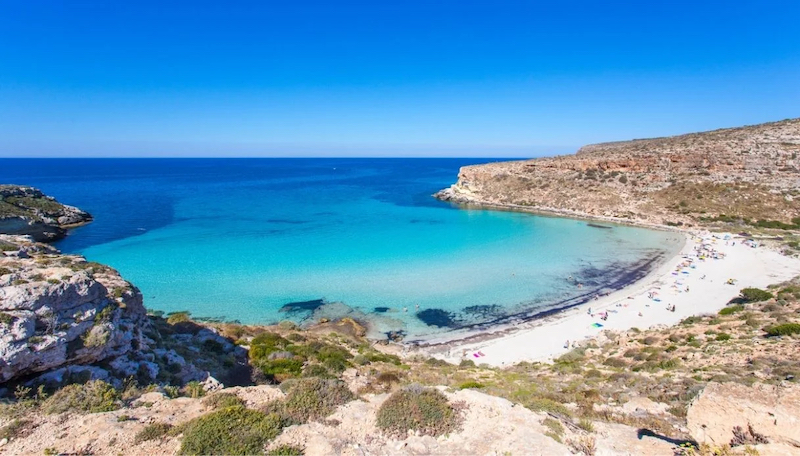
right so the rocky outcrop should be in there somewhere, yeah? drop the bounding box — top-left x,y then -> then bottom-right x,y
0,235 -> 147,384
0,185 -> 92,242
0,235 -> 248,389
687,382 -> 800,450
436,118 -> 800,227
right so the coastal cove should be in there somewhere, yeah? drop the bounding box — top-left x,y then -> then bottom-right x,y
1,158 -> 683,341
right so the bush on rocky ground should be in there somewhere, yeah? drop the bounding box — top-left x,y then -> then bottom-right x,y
176,406 -> 284,455
41,380 -> 120,414
202,392 -> 245,409
376,384 -> 460,437
268,377 -> 354,425
134,422 -> 173,444
267,444 -> 305,455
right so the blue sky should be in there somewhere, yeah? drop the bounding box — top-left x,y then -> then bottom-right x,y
1,1 -> 798,157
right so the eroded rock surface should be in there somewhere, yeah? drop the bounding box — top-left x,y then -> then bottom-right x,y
436,118 -> 800,226
0,235 -> 147,383
687,381 -> 800,449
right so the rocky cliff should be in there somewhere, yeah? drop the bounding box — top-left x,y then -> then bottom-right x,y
0,185 -> 92,242
437,118 -> 800,228
0,235 -> 148,384
0,234 -> 245,389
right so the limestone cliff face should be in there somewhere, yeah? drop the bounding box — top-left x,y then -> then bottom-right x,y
0,235 -> 148,383
0,185 -> 92,242
437,118 -> 800,226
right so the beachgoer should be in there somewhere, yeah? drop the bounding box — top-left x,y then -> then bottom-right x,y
564,340 -> 570,349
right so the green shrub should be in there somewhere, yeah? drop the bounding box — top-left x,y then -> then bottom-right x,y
0,312 -> 16,325
0,267 -> 11,275
458,381 -> 484,389
719,305 -> 744,316
267,445 -> 304,456
603,357 -> 627,368
166,311 -> 192,324
183,381 -> 205,399
765,323 -> 800,337
41,380 -> 120,414
681,316 -> 702,326
577,418 -> 595,433
177,406 -> 284,455
458,359 -> 475,368
203,392 -> 245,409
376,385 -> 459,437
135,422 -> 173,443
740,288 -> 773,303
275,378 -> 354,424
0,419 -> 30,440
716,333 -> 732,341
542,417 -> 564,436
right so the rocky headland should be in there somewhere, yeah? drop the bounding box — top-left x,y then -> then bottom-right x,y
436,118 -> 800,232
0,185 -> 92,242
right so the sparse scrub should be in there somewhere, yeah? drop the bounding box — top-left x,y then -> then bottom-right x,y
740,288 -> 773,303
764,323 -> 800,337
41,380 -> 120,414
272,377 -> 354,424
376,385 -> 460,437
203,392 -> 245,409
177,406 -> 284,455
134,422 -> 173,443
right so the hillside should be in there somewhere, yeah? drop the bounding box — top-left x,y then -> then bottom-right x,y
436,118 -> 800,235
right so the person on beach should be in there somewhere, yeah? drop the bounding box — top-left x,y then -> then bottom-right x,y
564,340 -> 570,349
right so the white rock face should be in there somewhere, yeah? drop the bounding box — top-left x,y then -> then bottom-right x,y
687,381 -> 800,449
0,235 -> 148,383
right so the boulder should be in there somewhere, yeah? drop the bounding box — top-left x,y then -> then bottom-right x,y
0,235 -> 148,384
687,382 -> 800,448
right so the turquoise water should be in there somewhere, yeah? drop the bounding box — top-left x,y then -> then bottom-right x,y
1,158 -> 682,340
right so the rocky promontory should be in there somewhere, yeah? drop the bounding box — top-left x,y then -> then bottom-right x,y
0,185 -> 92,242
437,118 -> 800,229
0,234 -> 247,391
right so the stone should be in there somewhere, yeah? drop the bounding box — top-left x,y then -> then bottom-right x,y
687,382 -> 800,448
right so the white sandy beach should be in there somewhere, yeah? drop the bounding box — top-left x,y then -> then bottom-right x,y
427,232 -> 800,367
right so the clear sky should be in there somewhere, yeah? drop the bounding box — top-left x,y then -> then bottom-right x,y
1,1 -> 799,157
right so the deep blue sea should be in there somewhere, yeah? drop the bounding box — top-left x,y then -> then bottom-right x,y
1,158 -> 682,341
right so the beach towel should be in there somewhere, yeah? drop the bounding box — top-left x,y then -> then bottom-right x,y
591,323 -> 603,328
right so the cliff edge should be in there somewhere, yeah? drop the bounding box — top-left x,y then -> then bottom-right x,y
436,118 -> 800,229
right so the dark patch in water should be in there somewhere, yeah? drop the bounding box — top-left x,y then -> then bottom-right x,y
279,299 -> 326,314
462,305 -> 503,319
417,308 -> 459,328
407,250 -> 670,344
386,329 -> 407,342
374,306 -> 391,313
587,223 -> 613,229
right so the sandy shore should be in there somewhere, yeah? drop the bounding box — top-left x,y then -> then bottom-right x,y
419,232 -> 800,367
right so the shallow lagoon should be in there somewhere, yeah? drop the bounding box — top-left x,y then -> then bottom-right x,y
1,158 -> 682,339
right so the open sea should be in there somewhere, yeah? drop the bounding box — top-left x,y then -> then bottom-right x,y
1,158 -> 682,341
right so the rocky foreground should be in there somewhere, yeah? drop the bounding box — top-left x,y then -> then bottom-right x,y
0,186 -> 92,242
436,118 -> 800,231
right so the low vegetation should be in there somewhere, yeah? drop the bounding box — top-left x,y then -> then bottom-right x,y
176,406 -> 284,455
376,385 -> 460,437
